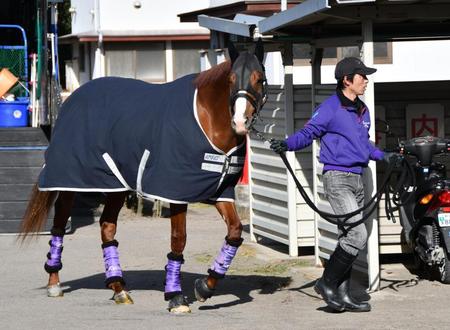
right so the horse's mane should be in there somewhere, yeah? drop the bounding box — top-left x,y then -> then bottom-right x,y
194,60 -> 231,89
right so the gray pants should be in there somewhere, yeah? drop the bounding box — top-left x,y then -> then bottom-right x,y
323,170 -> 366,256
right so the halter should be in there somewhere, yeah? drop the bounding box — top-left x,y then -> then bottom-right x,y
229,53 -> 268,130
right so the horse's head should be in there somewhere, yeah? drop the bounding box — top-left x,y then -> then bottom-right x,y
228,40 -> 267,135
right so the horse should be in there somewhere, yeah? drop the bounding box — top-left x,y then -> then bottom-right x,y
19,40 -> 267,313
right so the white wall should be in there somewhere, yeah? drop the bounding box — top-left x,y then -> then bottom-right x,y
292,40 -> 450,84
209,0 -> 239,6
70,0 -> 210,34
376,40 -> 450,82
70,0 -> 96,34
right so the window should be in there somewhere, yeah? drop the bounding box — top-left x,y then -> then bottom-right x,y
172,41 -> 210,79
293,42 -> 393,66
106,49 -> 134,78
105,42 -> 166,82
135,43 -> 166,82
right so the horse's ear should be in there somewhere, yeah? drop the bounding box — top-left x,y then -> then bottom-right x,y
228,41 -> 239,64
254,38 -> 264,63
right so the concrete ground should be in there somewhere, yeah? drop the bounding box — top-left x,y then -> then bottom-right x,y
1,203 -> 449,330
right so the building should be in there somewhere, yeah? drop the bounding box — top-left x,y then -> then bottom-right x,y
60,0 -> 212,90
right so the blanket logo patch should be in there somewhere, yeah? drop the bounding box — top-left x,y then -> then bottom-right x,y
201,153 -> 244,174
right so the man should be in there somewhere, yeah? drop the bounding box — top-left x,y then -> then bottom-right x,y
270,57 -> 399,312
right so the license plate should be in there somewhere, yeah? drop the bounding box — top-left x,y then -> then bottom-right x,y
438,212 -> 450,227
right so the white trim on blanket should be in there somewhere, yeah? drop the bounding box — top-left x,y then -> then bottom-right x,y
38,187 -> 129,192
209,197 -> 235,203
193,89 -> 245,157
139,192 -> 188,205
136,149 -> 150,194
102,153 -> 132,190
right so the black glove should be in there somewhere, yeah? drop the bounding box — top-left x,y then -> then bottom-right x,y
270,139 -> 288,154
383,152 -> 403,167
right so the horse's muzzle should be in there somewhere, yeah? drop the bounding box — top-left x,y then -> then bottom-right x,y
231,118 -> 249,135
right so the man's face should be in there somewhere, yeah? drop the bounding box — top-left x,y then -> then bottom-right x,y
344,73 -> 368,96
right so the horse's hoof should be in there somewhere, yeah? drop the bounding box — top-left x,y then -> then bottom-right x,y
47,283 -> 63,297
194,278 -> 214,303
113,290 -> 134,304
168,295 -> 191,314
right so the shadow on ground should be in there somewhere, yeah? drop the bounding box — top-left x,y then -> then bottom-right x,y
55,270 -> 291,308
242,224 -> 314,257
379,253 -> 424,290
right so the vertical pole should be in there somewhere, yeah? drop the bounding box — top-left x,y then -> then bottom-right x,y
361,19 -> 380,292
283,42 -> 298,257
311,45 -> 323,266
199,50 -> 211,72
38,0 -> 49,125
50,4 -> 57,78
31,53 -> 38,127
215,49 -> 226,64
93,0 -> 105,79
249,134 -> 256,242
165,40 -> 174,82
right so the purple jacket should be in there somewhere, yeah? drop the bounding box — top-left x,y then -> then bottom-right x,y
285,93 -> 384,174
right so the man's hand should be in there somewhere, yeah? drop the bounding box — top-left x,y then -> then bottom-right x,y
270,139 -> 288,154
383,152 -> 403,167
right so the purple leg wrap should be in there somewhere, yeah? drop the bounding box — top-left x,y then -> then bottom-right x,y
209,240 -> 239,278
44,235 -> 63,273
165,260 -> 182,293
164,253 -> 184,300
103,245 -> 123,279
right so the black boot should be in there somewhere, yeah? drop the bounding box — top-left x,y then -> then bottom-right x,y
337,267 -> 371,312
314,245 -> 357,312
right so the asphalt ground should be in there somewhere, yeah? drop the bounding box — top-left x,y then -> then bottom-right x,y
1,203 -> 449,330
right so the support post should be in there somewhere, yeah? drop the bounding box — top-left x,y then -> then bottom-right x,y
199,50 -> 211,71
282,42 -> 298,257
165,41 -> 174,82
311,46 -> 324,266
361,19 -> 380,292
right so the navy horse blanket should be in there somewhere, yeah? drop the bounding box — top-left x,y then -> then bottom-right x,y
39,74 -> 246,203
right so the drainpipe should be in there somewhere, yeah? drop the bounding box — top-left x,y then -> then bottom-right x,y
93,0 -> 105,78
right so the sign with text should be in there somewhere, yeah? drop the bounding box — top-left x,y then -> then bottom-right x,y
406,104 -> 444,139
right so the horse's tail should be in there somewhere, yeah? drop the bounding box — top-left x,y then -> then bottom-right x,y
19,184 -> 57,240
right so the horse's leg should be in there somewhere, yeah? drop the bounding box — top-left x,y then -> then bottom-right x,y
165,203 -> 190,313
46,191 -> 75,297
195,201 -> 243,302
100,191 -> 133,304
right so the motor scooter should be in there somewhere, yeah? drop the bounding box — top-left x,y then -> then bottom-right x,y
395,136 -> 450,283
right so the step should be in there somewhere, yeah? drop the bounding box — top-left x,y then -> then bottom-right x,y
0,127 -> 50,233
0,127 -> 48,146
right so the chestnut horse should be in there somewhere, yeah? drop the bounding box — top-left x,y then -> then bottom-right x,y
20,41 -> 267,313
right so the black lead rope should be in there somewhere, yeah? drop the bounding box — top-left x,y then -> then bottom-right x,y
250,128 -> 401,230
384,159 -> 416,222
278,151 -> 399,229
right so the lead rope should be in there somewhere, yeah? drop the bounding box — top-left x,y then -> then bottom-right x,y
250,127 -> 400,229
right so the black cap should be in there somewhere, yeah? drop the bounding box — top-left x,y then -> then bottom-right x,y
334,57 -> 377,80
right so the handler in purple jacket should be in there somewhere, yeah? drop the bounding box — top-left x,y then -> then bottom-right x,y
270,57 -> 399,313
